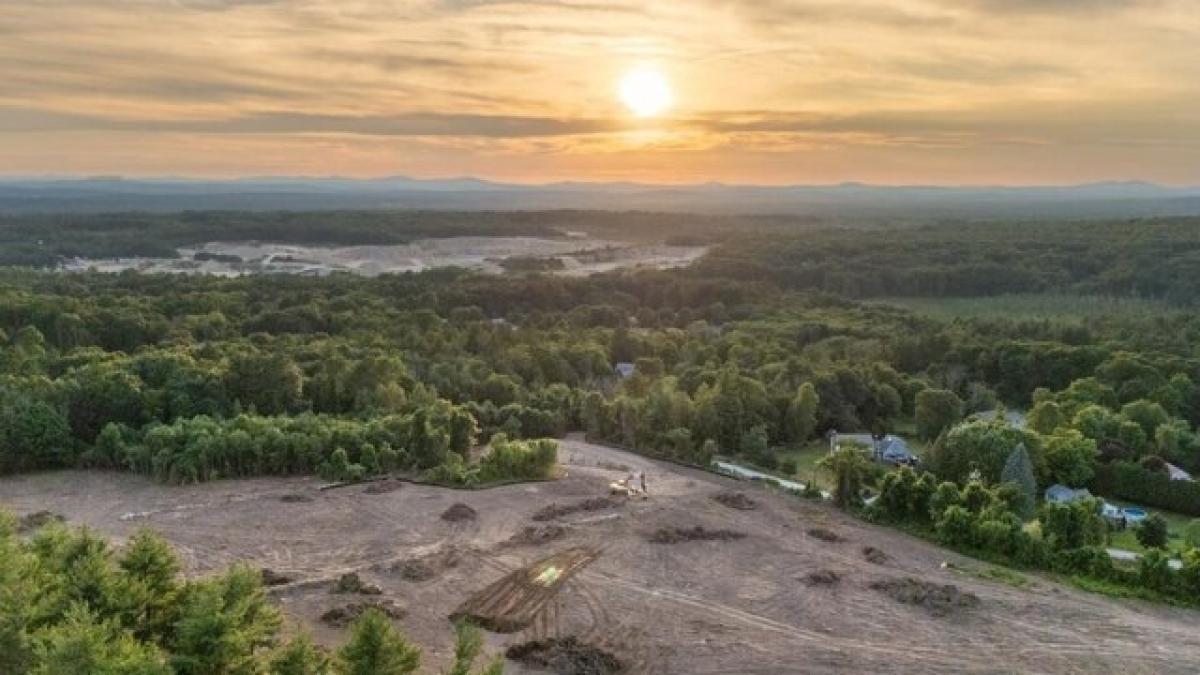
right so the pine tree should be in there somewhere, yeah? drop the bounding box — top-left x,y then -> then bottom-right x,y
1000,443 -> 1037,519
336,609 -> 421,675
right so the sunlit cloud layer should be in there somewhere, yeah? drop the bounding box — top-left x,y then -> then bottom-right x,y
1,0 -> 1197,183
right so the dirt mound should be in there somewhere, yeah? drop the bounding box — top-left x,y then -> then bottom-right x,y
506,524 -> 568,547
452,547 -> 600,633
806,528 -> 844,543
711,491 -> 757,510
506,636 -> 624,675
387,546 -> 464,582
862,546 -> 889,564
363,479 -> 402,495
320,599 -> 405,627
261,568 -> 293,586
532,497 -> 619,522
17,510 -> 64,534
331,572 -> 382,595
441,503 -> 478,522
278,493 -> 313,503
870,577 -> 980,616
802,569 -> 842,586
649,526 -> 745,544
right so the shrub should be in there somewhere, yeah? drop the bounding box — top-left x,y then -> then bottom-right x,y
1135,514 -> 1169,549
1053,546 -> 1114,578
936,505 -> 974,546
1137,548 -> 1174,593
929,481 -> 961,520
1184,519 -> 1200,548
1040,499 -> 1106,551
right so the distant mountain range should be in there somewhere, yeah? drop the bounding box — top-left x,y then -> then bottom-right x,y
2,176 -> 1199,218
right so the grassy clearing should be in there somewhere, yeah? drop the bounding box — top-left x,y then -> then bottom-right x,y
946,562 -> 1033,589
1105,498 -> 1194,555
873,294 -> 1179,321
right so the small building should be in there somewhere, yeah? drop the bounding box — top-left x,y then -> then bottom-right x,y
839,433 -> 917,466
1166,462 -> 1193,482
613,362 -> 636,379
1044,484 -> 1092,504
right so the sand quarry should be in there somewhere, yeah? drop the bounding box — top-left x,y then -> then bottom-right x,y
3,435 -> 1200,674
60,237 -> 707,278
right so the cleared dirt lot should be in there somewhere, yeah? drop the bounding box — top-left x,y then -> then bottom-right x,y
3,435 -> 1199,674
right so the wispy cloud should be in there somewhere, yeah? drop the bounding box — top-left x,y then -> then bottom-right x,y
0,0 -> 1196,183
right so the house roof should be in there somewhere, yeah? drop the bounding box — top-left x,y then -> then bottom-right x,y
1045,484 -> 1092,502
1166,462 -> 1193,481
613,362 -> 636,378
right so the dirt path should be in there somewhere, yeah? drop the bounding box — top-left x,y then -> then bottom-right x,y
3,435 -> 1199,673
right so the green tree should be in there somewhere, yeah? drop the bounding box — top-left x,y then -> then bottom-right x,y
31,605 -> 169,675
926,419 -> 1041,485
335,609 -> 421,675
1027,400 -> 1065,435
819,442 -> 872,509
914,389 -> 963,441
1042,429 -> 1098,487
1136,514 -> 1169,549
999,444 -> 1037,520
270,634 -> 331,675
784,382 -> 819,443
443,622 -> 503,675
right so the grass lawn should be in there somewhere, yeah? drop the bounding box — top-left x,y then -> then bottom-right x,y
1104,498 -> 1195,556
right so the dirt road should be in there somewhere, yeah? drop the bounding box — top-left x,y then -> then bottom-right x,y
3,434 -> 1199,673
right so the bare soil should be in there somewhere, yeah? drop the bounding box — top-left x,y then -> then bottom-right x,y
532,498 -> 619,522
506,524 -> 569,547
711,491 -> 757,510
4,434 -> 1200,673
803,569 -> 843,587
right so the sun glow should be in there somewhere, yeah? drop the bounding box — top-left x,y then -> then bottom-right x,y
619,67 -> 672,118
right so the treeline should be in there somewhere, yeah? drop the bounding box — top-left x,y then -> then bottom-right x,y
868,464 -> 1200,604
699,217 -> 1200,304
2,245 -> 1200,485
0,514 -> 503,674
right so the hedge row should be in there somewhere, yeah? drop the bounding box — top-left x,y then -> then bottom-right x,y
1091,462 -> 1200,516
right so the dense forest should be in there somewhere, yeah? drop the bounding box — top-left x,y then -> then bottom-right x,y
4,212 -> 1200,606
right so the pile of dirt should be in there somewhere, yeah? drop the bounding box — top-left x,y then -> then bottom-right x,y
441,503 -> 478,522
711,491 -> 757,510
870,577 -> 980,616
862,546 -> 889,564
320,599 -> 405,627
386,546 -> 464,582
278,493 -> 313,503
331,572 -> 382,595
506,636 -> 624,675
649,526 -> 746,544
260,568 -> 293,587
802,569 -> 842,586
806,528 -> 844,543
532,497 -> 619,522
17,510 -> 64,534
363,479 -> 402,495
506,524 -> 568,547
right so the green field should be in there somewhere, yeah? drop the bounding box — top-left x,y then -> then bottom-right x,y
1105,499 -> 1195,556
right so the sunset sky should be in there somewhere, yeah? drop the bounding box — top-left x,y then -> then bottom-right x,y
2,0 -> 1198,184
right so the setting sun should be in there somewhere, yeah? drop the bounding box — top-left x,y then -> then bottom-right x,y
619,67 -> 672,118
